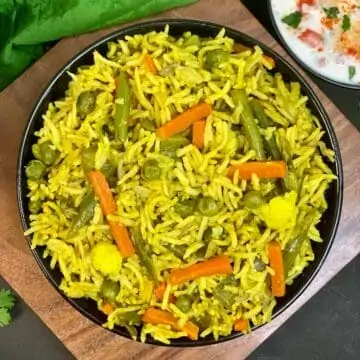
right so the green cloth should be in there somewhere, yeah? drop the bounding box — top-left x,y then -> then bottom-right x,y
0,0 -> 196,90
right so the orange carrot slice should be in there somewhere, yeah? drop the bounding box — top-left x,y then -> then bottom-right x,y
169,255 -> 232,286
88,170 -> 134,257
144,54 -> 157,74
154,282 -> 175,302
192,120 -> 206,149
234,318 -> 249,333
156,102 -> 212,139
142,308 -> 199,340
102,303 -> 114,315
268,241 -> 286,297
227,161 -> 287,180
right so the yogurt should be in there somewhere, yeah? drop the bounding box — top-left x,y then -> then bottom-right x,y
270,0 -> 360,86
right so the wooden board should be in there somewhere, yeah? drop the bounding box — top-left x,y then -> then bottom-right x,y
1,0 -> 360,359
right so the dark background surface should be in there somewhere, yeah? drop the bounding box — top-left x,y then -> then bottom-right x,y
241,0 -> 360,131
1,2 -> 359,359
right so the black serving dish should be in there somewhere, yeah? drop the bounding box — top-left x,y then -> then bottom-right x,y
267,0 -> 360,90
17,19 -> 344,347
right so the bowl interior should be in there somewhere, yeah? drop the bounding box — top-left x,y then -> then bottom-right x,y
17,19 -> 343,347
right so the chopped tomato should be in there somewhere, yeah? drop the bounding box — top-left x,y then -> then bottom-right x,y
297,0 -> 315,11
298,29 -> 323,48
321,17 -> 339,30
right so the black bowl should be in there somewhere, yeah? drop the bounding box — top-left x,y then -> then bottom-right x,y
267,0 -> 360,89
17,19 -> 343,346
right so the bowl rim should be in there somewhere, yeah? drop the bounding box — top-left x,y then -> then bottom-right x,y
16,18 -> 344,347
267,0 -> 360,90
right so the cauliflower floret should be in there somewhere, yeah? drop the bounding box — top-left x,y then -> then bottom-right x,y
90,242 -> 122,276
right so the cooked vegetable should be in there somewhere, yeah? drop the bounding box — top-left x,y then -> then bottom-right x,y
141,159 -> 162,181
160,135 -> 190,158
144,54 -> 157,74
71,191 -> 96,231
198,196 -> 220,217
282,11 -> 302,29
142,308 -> 199,340
348,66 -> 356,80
298,29 -> 323,48
192,120 -> 205,149
175,198 -> 197,217
268,241 -> 285,297
283,211 -> 317,276
156,102 -> 212,139
122,311 -> 141,325
204,49 -> 230,70
131,227 -> 157,282
234,318 -> 248,332
227,161 -> 287,180
29,200 -> 42,214
169,245 -> 187,259
90,242 -> 122,276
139,118 -> 156,132
81,145 -> 97,174
76,90 -> 98,117
213,275 -> 238,309
88,170 -> 134,257
114,71 -> 131,141
243,191 -> 266,210
175,294 -> 193,313
102,302 -> 114,315
37,141 -> 59,165
257,191 -> 298,231
0,289 -> 15,327
342,14 -> 351,32
101,279 -> 120,302
253,257 -> 266,272
154,282 -> 175,302
183,35 -> 201,48
232,90 -> 265,161
25,160 -> 47,180
323,7 -> 339,19
169,255 -> 232,285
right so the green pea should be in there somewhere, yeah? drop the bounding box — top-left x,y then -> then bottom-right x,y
253,257 -> 266,272
160,135 -> 190,159
25,160 -> 47,180
141,159 -> 162,181
81,145 -> 97,174
174,198 -> 197,218
195,246 -> 207,260
121,311 -> 141,325
32,144 -> 41,159
196,314 -> 212,331
243,191 -> 266,210
38,141 -> 59,165
175,295 -> 193,313
203,228 -> 213,244
204,50 -> 230,70
198,196 -> 220,217
76,91 -> 98,117
29,200 -> 42,214
100,279 -> 120,302
183,35 -> 201,48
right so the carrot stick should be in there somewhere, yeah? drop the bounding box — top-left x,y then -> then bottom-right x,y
227,161 -> 287,180
102,303 -> 114,315
192,120 -> 206,149
234,318 -> 249,333
169,255 -> 232,286
88,170 -> 135,257
154,282 -> 175,302
142,308 -> 199,340
156,102 -> 212,139
144,54 -> 157,74
261,55 -> 275,70
268,241 -> 286,297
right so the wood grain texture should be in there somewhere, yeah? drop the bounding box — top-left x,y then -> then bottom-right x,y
0,0 -> 360,359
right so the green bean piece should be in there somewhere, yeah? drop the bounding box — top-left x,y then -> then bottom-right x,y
175,295 -> 193,313
232,90 -> 266,161
203,228 -> 213,244
283,211 -> 317,277
71,192 -> 96,231
25,160 -> 47,180
139,118 -> 156,132
196,314 -> 212,331
174,198 -> 197,218
160,135 -> 190,158
131,227 -> 157,282
195,246 -> 207,260
141,159 -> 162,181
77,91 -> 98,117
198,196 -> 220,217
81,145 -> 97,174
114,71 -> 131,141
243,191 -> 266,210
204,49 -> 230,70
38,141 -> 59,165
253,257 -> 266,272
251,99 -> 272,128
183,35 -> 201,48
169,245 -> 187,259
29,200 -> 42,214
213,275 -> 239,309
100,279 -> 120,302
121,311 -> 141,325
101,162 -> 117,180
